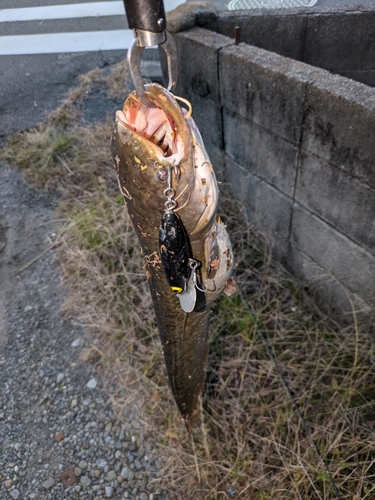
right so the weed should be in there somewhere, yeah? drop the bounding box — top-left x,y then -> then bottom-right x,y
0,126 -> 78,185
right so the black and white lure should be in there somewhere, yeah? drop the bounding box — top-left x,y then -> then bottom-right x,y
158,164 -> 201,313
159,211 -> 190,293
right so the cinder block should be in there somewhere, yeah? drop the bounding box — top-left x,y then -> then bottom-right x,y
211,7 -> 375,75
304,11 -> 375,71
225,155 -> 293,241
224,111 -> 297,197
336,70 -> 375,88
302,70 -> 375,188
224,154 -> 251,203
173,28 -> 233,103
220,43 -> 313,143
288,243 -> 374,324
211,11 -> 307,61
295,152 -> 375,254
290,203 -> 375,306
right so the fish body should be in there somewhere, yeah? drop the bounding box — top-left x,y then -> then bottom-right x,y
111,83 -> 234,426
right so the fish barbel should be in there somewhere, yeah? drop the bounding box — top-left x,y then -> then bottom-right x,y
111,83 -> 235,427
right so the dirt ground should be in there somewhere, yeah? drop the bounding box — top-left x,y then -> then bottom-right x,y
0,166 -> 59,349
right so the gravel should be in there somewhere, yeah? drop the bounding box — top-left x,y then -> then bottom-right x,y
0,167 -> 172,499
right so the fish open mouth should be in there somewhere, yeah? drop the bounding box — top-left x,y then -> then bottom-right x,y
116,96 -> 184,162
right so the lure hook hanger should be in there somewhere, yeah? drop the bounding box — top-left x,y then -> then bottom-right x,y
122,0 -> 178,108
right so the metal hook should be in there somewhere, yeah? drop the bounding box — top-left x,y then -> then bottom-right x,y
168,162 -> 180,184
189,259 -> 208,293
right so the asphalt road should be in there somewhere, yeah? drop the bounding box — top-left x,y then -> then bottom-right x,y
0,1 -> 188,139
0,0 -> 182,139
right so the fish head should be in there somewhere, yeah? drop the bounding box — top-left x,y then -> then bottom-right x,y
111,84 -> 218,252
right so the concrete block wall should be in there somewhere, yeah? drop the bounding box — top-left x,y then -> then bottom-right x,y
169,27 -> 375,324
205,5 -> 375,87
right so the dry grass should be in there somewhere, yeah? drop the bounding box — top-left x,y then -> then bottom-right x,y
2,59 -> 375,500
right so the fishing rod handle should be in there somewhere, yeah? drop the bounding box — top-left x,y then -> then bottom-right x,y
123,0 -> 166,33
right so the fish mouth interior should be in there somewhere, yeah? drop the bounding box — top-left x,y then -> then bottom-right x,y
116,98 -> 182,161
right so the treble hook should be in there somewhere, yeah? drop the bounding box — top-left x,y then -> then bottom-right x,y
189,259 -> 208,293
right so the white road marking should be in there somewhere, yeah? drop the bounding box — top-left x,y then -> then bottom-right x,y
0,30 -> 135,55
0,0 -> 184,55
0,0 -> 183,23
0,2 -> 125,23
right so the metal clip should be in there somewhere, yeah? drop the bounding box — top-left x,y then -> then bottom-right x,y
163,163 -> 180,213
127,30 -> 178,108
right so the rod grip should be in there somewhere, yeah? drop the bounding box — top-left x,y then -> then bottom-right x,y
123,0 -> 166,33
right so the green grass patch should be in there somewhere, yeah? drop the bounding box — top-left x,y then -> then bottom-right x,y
0,126 -> 80,185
